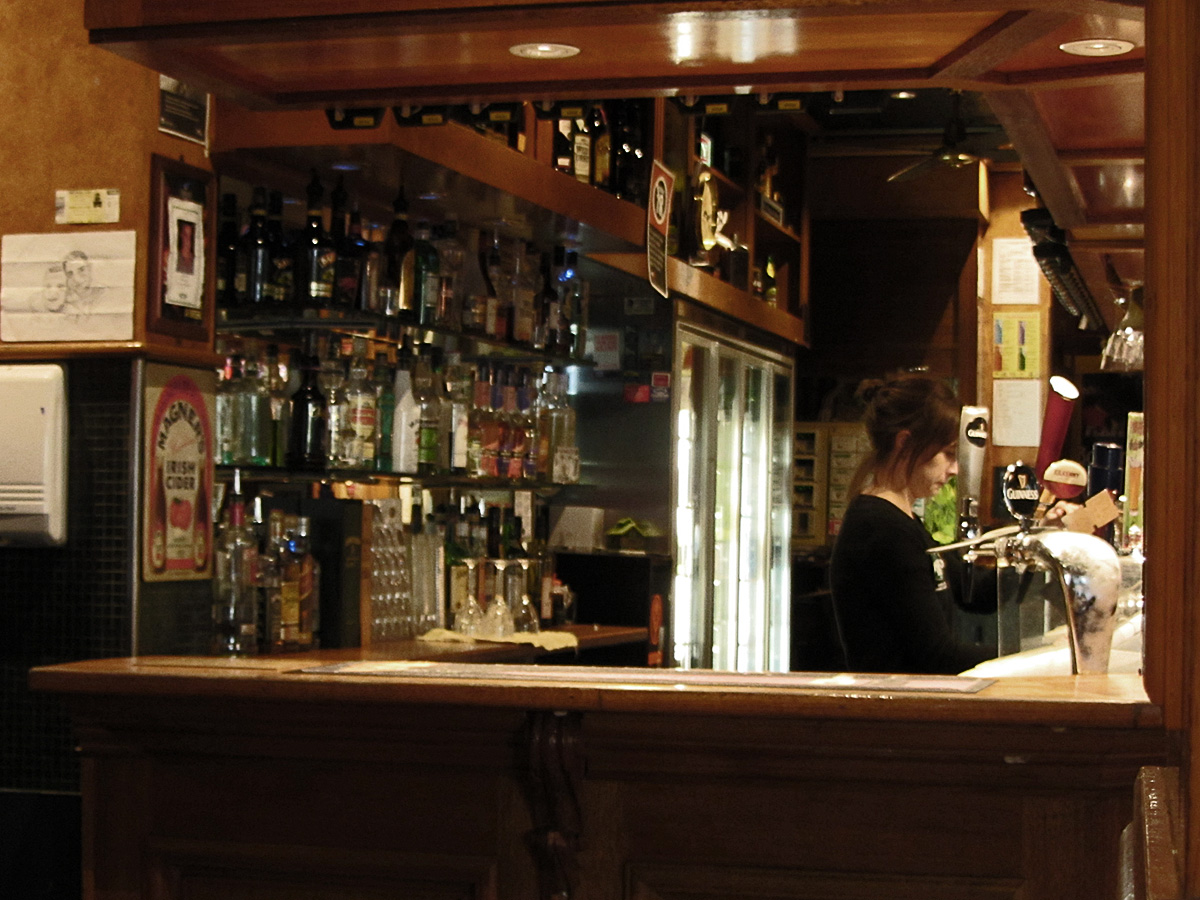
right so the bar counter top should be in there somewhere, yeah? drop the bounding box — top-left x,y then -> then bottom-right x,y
30,632 -> 1161,731
29,627 -> 1171,900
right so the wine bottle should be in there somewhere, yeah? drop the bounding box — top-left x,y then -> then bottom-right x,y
335,202 -> 368,310
373,352 -> 395,473
413,220 -> 440,326
381,185 -> 418,324
234,187 -> 270,307
341,340 -> 378,469
391,338 -> 420,475
589,102 -> 613,191
211,468 -> 259,657
265,189 -> 293,307
295,171 -> 336,308
215,193 -> 239,310
286,346 -> 329,471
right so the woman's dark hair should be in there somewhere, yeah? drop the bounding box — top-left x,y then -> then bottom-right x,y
849,373 -> 960,497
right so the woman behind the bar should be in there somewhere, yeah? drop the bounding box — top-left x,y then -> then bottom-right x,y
830,372 -> 995,674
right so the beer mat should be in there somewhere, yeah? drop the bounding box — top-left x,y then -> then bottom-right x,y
299,661 -> 995,694
416,628 -> 580,651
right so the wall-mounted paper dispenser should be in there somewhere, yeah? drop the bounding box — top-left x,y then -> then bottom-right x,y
0,363 -> 67,545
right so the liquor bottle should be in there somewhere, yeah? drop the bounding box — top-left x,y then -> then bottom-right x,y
483,230 -> 505,340
211,468 -> 259,656
434,218 -> 465,329
510,242 -> 537,346
233,349 -> 274,466
553,122 -> 574,175
547,368 -> 579,483
570,113 -> 592,185
479,365 -> 507,478
260,508 -> 288,652
442,356 -> 472,475
335,199 -> 368,310
613,99 -> 650,204
504,513 -> 537,632
499,367 -> 526,480
413,221 -> 440,326
327,175 -> 350,308
518,367 -> 539,481
373,352 -> 395,472
215,192 -> 239,311
391,338 -> 420,475
215,351 -> 240,466
265,189 -> 293,307
341,339 -> 378,469
589,102 -> 613,191
531,505 -> 556,628
264,344 -> 291,468
286,346 -> 329,471
763,255 -> 778,307
533,250 -> 557,351
382,185 -> 418,324
458,227 -> 487,335
234,187 -> 271,307
466,361 -> 492,477
413,349 -> 442,476
291,515 -> 320,649
321,342 -> 350,468
445,498 -> 478,632
566,267 -> 590,359
358,218 -> 383,313
556,250 -> 579,356
295,171 -> 336,308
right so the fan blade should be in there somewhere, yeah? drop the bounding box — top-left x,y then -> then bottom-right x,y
887,154 -> 940,183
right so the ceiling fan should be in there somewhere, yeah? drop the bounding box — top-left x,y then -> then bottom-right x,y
885,91 -> 1016,183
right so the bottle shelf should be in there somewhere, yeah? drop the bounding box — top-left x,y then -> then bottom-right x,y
589,252 -> 806,346
215,464 -> 574,493
217,307 -> 594,367
212,104 -> 647,253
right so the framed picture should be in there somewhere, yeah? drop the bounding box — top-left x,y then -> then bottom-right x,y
147,154 -> 214,342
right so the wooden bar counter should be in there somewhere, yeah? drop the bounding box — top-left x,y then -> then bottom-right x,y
30,644 -> 1172,900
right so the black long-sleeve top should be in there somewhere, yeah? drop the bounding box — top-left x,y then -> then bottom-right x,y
830,494 -> 995,675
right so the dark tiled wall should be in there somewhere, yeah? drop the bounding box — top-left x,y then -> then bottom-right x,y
0,358 -> 136,793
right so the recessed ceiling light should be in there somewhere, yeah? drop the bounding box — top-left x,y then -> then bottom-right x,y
1058,38 -> 1136,57
891,90 -> 917,100
509,42 -> 580,60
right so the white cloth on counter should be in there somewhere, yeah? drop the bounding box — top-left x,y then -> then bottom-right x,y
418,628 -> 580,651
961,613 -> 1143,677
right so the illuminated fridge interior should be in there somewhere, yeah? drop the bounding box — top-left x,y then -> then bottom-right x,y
672,321 -> 794,672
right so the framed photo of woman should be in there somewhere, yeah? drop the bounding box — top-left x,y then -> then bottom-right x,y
147,154 -> 214,342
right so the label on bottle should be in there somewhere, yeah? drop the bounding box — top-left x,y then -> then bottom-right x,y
347,400 -> 377,463
451,408 -> 470,470
393,390 -> 421,474
280,581 -> 301,642
418,421 -> 439,468
513,288 -> 535,344
573,133 -> 591,183
593,133 -> 612,187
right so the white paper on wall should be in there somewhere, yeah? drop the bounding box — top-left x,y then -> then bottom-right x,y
0,230 -> 136,342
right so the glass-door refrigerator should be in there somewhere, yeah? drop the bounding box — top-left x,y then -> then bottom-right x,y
672,321 -> 794,672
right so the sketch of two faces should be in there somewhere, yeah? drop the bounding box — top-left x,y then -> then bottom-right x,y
41,250 -> 106,320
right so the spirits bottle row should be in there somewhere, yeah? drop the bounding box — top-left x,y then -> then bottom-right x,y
551,99 -> 653,203
368,496 -> 574,644
216,176 -> 591,360
215,336 -> 580,483
211,469 -> 322,656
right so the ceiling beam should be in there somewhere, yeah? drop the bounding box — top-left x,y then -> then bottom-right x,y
933,9 -> 1075,81
985,88 -> 1088,228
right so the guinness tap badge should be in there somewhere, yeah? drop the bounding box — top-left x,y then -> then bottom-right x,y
964,417 -> 988,446
1002,461 -> 1041,522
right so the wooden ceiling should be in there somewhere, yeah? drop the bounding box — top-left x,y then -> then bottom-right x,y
86,0 -> 1146,325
